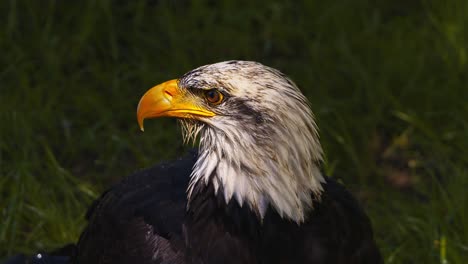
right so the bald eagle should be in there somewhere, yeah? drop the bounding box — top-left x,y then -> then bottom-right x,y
74,61 -> 382,264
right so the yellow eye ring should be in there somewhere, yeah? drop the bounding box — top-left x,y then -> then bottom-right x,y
204,89 -> 224,105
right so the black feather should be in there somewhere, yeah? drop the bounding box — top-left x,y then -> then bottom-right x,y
74,150 -> 382,264
74,151 -> 196,264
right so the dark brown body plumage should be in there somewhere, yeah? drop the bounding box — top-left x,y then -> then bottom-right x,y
75,151 -> 382,264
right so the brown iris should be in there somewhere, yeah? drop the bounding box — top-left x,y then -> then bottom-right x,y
204,89 -> 224,105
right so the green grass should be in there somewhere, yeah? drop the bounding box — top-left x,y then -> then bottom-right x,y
1,0 -> 467,262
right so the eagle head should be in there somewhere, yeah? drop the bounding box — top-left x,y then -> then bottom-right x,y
137,61 -> 324,223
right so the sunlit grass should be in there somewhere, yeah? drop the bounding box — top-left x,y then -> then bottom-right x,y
1,0 -> 467,262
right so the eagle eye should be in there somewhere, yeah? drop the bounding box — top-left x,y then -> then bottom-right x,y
204,89 -> 224,105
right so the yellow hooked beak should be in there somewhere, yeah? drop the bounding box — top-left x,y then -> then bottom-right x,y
137,79 -> 215,131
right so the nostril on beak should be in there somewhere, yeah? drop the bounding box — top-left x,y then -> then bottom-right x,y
164,90 -> 173,99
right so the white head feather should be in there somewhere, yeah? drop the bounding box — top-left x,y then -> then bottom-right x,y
180,61 -> 324,223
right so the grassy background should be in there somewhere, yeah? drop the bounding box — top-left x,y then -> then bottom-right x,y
1,0 -> 467,262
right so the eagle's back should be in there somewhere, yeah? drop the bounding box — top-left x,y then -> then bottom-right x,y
75,151 -> 381,264
74,151 -> 197,264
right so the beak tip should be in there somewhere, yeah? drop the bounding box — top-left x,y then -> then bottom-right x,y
137,115 -> 145,132
138,120 -> 145,132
